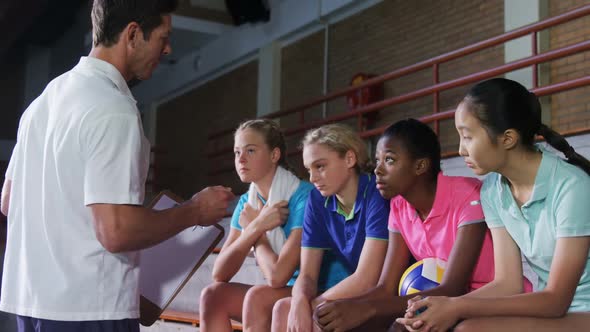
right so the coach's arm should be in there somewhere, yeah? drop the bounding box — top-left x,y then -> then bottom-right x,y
1,179 -> 10,217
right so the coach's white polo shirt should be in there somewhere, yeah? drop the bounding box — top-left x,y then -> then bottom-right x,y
1,56 -> 150,320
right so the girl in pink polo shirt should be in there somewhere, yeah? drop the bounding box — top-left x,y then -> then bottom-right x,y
311,118 -> 502,331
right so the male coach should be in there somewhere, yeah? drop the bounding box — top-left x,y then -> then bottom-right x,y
0,1 -> 234,331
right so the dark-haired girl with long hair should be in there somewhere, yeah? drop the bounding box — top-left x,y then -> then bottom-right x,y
312,119 -> 509,331
398,78 -> 590,331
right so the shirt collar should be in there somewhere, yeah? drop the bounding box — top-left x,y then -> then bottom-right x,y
497,144 -> 552,206
324,173 -> 372,217
528,145 -> 554,204
257,192 -> 267,205
75,56 -> 136,102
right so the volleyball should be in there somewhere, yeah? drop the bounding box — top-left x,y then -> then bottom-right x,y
398,258 -> 446,296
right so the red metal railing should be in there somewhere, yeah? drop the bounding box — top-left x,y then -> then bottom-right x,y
207,4 -> 590,176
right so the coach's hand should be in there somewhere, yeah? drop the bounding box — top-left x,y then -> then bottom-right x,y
189,186 -> 234,226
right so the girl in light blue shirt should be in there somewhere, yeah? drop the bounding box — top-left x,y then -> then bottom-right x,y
199,119 -> 312,332
398,78 -> 590,331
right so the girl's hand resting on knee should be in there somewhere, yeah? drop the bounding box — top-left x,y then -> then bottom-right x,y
313,299 -> 374,331
287,297 -> 314,332
396,296 -> 460,332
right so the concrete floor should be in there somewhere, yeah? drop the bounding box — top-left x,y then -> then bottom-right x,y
141,320 -> 200,332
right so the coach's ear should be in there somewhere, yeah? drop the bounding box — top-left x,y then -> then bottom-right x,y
123,21 -> 142,50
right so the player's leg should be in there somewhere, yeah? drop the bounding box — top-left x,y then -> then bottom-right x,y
271,297 -> 292,332
242,285 -> 292,332
454,312 -> 590,332
200,282 -> 252,332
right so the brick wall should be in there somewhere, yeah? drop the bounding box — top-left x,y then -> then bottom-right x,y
278,0 -> 590,154
155,61 -> 258,197
280,30 -> 326,175
279,0 -> 505,156
328,0 -> 504,153
281,30 -> 326,123
548,0 -> 590,133
163,0 -> 590,191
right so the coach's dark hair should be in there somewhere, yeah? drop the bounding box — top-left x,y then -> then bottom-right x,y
92,0 -> 178,47
382,118 -> 441,181
463,77 -> 590,175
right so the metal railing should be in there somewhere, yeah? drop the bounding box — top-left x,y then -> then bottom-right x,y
206,4 -> 590,176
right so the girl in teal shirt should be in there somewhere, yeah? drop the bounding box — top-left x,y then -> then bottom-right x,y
398,78 -> 590,331
200,119 -> 312,332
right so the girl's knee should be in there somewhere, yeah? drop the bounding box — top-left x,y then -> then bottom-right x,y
200,282 -> 227,307
244,285 -> 269,303
243,285 -> 270,315
273,297 -> 291,317
453,319 -> 477,332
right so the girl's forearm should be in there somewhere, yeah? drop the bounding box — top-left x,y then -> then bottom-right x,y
212,228 -> 262,281
456,290 -> 570,319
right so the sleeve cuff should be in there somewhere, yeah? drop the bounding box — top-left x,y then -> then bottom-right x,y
365,233 -> 389,241
302,246 -> 331,250
84,191 -> 144,206
458,219 -> 486,227
485,219 -> 504,229
366,236 -> 388,242
557,228 -> 590,238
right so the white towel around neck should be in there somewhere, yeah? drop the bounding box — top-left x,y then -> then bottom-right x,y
247,166 -> 300,254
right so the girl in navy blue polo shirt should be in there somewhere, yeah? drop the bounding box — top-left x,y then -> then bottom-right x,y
271,124 -> 390,332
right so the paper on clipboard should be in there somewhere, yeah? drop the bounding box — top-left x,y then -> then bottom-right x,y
151,193 -> 181,211
139,191 -> 224,326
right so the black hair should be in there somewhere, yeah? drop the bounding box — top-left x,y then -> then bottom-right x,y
464,78 -> 590,176
382,118 -> 441,181
92,0 -> 178,47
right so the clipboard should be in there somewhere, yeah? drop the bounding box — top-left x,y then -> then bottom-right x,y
139,190 -> 225,326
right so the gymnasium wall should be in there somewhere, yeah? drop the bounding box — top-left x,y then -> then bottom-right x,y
324,0 -> 505,154
155,61 -> 259,198
156,0 -> 590,194
548,0 -> 590,133
159,0 -> 507,192
279,0 -> 590,154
